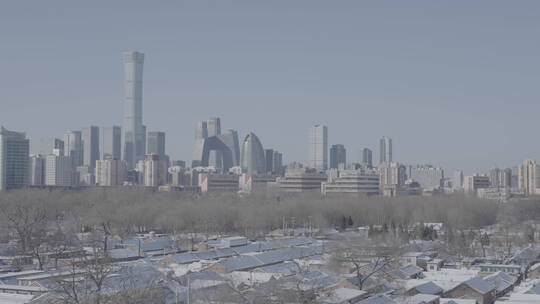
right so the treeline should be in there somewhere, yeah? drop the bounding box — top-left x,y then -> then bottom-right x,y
0,188 -> 511,240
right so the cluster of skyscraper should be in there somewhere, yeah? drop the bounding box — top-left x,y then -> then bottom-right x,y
0,51 -> 538,200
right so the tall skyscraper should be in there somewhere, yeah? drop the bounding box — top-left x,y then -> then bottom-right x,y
240,133 -> 266,174
361,148 -> 373,169
329,144 -> 346,169
82,126 -> 100,169
265,149 -> 274,173
195,121 -> 208,139
379,136 -> 392,164
273,151 -> 283,175
40,137 -> 64,156
29,154 -> 45,186
0,127 -> 29,190
192,118 -> 240,171
207,117 -> 222,169
147,131 -> 166,160
308,125 -> 328,171
122,51 -> 145,169
207,117 -> 221,137
64,131 -> 83,168
101,126 -> 121,160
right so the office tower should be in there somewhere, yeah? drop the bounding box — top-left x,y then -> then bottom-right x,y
265,149 -> 274,173
308,125 -> 328,171
273,151 -> 283,175
122,51 -> 145,169
195,121 -> 208,139
29,154 -> 45,186
207,117 -> 222,169
82,126 -> 100,169
101,126 -> 121,160
40,137 -> 64,156
518,160 -> 540,196
379,136 -> 392,164
96,157 -> 126,186
0,127 -> 29,190
489,168 -> 512,189
453,170 -> 464,189
207,117 -> 221,137
137,154 -> 167,187
64,131 -> 83,168
147,131 -> 166,159
361,148 -> 373,169
192,118 -> 240,171
330,144 -> 347,169
193,121 -> 208,167
240,133 -> 266,174
408,165 -> 444,190
45,149 -> 73,186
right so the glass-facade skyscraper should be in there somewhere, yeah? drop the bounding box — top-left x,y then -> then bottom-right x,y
122,51 -> 145,169
0,127 -> 29,190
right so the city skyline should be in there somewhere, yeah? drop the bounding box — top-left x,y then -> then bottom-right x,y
2,2 -> 540,173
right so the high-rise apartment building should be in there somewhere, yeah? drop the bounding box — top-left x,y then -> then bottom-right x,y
137,154 -> 167,187
122,51 -> 145,169
147,131 -> 166,160
379,136 -> 392,164
361,148 -> 373,169
82,126 -> 100,169
101,126 -> 121,160
489,168 -> 512,189
308,125 -> 328,171
64,131 -> 83,168
96,157 -> 126,186
330,144 -> 346,169
28,154 -> 45,186
45,149 -> 73,186
0,127 -> 29,190
379,162 -> 407,188
518,160 -> 540,196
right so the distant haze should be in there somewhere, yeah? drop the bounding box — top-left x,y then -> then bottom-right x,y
1,1 -> 539,174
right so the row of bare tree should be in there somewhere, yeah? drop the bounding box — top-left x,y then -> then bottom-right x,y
0,188 -> 507,241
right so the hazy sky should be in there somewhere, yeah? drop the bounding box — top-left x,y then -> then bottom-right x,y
1,1 -> 540,173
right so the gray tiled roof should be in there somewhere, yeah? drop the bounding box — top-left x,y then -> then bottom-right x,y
463,277 -> 495,294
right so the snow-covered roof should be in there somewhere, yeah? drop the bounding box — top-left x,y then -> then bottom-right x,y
319,287 -> 367,304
